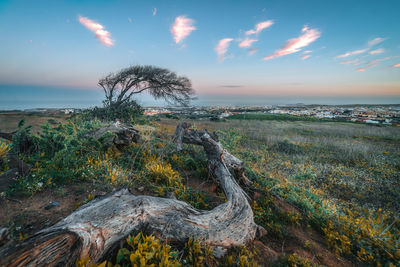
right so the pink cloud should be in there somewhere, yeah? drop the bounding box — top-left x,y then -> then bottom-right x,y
369,48 -> 384,55
301,55 -> 311,60
392,63 -> 400,68
171,16 -> 196,44
303,50 -> 312,54
245,20 -> 274,35
355,57 -> 390,72
368,37 -> 385,46
366,56 -> 391,65
263,26 -> 321,60
239,38 -> 257,48
215,38 -> 233,62
340,59 -> 360,65
336,48 -> 368,58
153,8 -> 157,16
78,16 -> 114,47
248,48 -> 259,55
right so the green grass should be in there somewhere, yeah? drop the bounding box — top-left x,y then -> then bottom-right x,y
228,113 -> 333,122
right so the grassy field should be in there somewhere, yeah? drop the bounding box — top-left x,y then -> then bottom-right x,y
227,113 -> 331,122
0,112 -> 68,133
159,119 -> 400,266
1,114 -> 399,266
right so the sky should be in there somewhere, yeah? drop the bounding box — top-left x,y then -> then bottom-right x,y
0,0 -> 400,109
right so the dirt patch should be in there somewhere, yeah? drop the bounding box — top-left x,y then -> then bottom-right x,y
0,183 -> 111,238
0,113 -> 68,133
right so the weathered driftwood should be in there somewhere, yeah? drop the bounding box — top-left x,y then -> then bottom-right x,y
86,121 -> 140,148
0,123 -> 263,266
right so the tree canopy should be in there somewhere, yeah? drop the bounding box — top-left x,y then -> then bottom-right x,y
98,65 -> 195,107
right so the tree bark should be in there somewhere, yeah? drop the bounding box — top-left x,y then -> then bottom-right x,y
86,122 -> 140,148
0,123 -> 263,266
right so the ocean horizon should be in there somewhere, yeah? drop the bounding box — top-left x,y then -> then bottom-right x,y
1,85 -> 399,110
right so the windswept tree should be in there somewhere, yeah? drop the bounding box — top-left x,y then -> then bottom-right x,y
99,65 -> 195,108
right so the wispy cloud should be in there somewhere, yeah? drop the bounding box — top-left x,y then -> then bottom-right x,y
264,26 -> 321,60
219,85 -> 242,88
392,63 -> 400,68
369,48 -> 384,55
301,55 -> 311,60
340,59 -> 361,65
215,38 -> 233,62
171,16 -> 196,44
336,48 -> 368,58
128,17 -> 132,23
368,37 -> 385,46
153,8 -> 157,16
248,48 -> 259,55
303,50 -> 312,54
239,38 -> 257,48
356,56 -> 391,72
78,16 -> 114,47
337,37 -> 386,59
245,20 -> 274,35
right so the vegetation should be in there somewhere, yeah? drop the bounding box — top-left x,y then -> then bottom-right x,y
99,65 -> 194,108
83,99 -> 144,123
1,114 -> 400,266
228,113 -> 331,122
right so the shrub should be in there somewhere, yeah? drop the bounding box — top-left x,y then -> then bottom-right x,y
83,99 -> 143,123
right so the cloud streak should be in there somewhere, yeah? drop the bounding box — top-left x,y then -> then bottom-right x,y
239,38 -> 257,48
215,38 -> 233,62
219,85 -> 242,88
78,16 -> 114,47
245,20 -> 274,35
171,16 -> 196,44
369,48 -> 384,55
392,63 -> 400,68
336,48 -> 368,58
248,48 -> 258,55
340,59 -> 361,65
153,8 -> 157,16
368,37 -> 385,46
264,26 -> 321,60
301,55 -> 311,60
356,56 -> 391,72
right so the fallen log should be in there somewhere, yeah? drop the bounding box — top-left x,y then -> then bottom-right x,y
0,123 -> 264,266
86,121 -> 140,148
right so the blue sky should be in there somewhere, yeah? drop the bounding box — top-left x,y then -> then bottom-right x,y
0,0 -> 399,108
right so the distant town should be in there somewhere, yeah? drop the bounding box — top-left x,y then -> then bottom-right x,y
1,104 -> 400,126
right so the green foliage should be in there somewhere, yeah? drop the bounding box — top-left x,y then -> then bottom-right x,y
115,233 -> 180,266
279,253 -> 322,267
11,119 -> 39,155
6,118 -> 130,195
83,99 -> 143,123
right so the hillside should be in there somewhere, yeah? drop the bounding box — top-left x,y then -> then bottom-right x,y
0,113 -> 399,266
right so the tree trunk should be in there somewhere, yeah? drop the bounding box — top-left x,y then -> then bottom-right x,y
0,123 -> 264,266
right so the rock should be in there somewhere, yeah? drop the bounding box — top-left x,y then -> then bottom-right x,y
0,168 -> 19,192
86,121 -> 140,148
44,201 -> 60,210
138,186 -> 144,192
